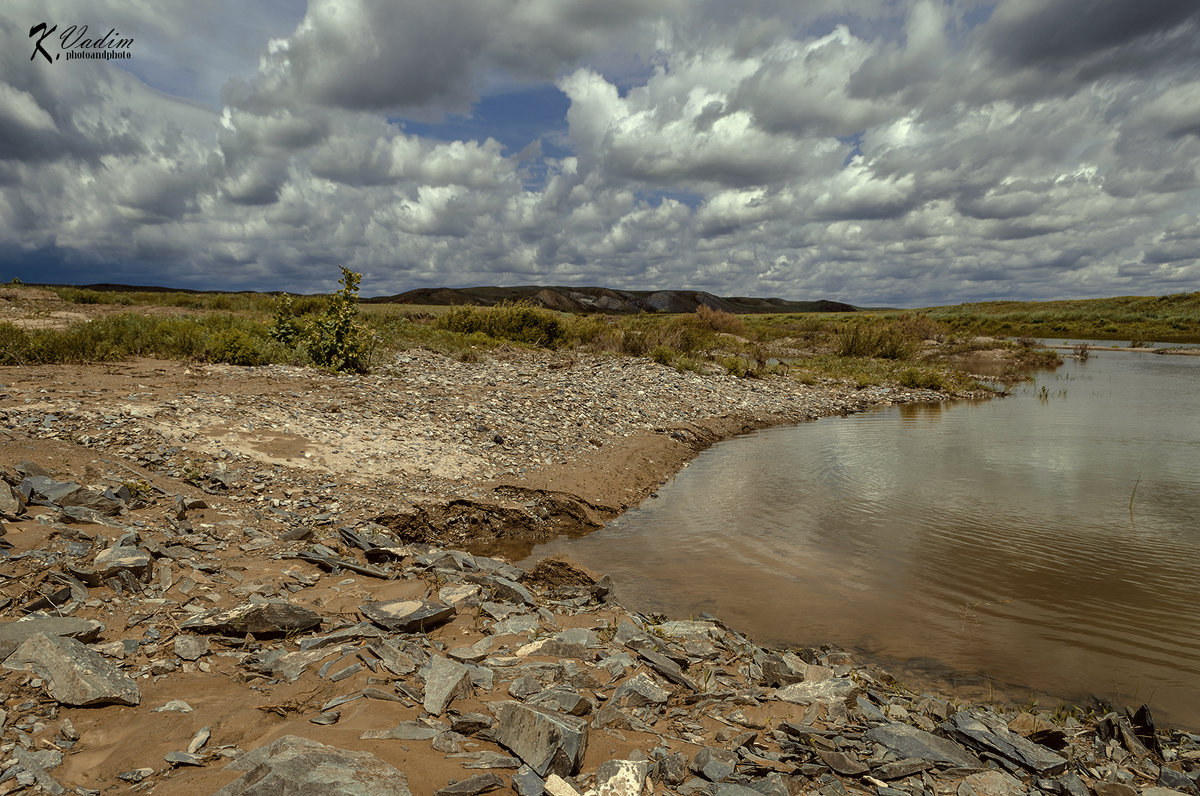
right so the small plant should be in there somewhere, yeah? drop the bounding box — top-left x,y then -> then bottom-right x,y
267,294 -> 306,347
1072,343 -> 1090,360
650,345 -> 676,366
303,267 -> 376,372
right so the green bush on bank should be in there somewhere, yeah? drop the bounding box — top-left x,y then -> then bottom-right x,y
0,312 -> 296,367
436,302 -> 568,347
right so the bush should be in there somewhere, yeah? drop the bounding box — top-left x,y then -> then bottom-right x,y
898,367 -> 945,390
650,345 -> 676,365
835,319 -> 921,359
694,305 -> 746,335
267,294 -> 306,346
303,267 -> 376,372
437,302 -> 567,347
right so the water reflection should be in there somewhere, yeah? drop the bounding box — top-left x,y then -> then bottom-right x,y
525,350 -> 1200,730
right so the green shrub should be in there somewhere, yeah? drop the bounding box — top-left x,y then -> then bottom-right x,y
205,328 -> 272,366
898,367 -> 945,390
302,267 -> 376,372
267,294 -> 306,346
650,345 -> 676,365
437,302 -> 567,347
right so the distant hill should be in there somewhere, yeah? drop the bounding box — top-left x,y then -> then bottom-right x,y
29,281 -> 858,314
364,285 -> 857,314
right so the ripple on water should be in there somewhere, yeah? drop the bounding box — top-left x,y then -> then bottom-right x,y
526,350 -> 1200,730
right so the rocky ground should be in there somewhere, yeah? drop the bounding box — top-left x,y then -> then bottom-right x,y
1,350 -> 1198,796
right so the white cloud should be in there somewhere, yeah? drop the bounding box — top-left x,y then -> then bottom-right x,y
0,1 -> 1198,304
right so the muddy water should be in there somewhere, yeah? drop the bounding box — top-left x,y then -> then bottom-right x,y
526,348 -> 1200,729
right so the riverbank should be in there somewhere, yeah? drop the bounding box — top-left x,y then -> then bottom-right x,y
2,351 -> 1198,795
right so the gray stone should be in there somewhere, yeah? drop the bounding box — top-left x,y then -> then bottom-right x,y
451,712 -> 495,735
864,723 -> 982,768
942,710 -> 1067,775
510,675 -> 545,699
10,746 -> 67,795
434,773 -> 505,796
368,639 -> 417,675
775,677 -> 859,707
678,777 -> 716,796
714,785 -> 763,796
611,671 -> 671,708
1140,790 -> 1190,796
957,770 -> 1026,796
488,576 -> 536,606
60,485 -> 126,515
638,647 -> 699,691
89,546 -> 152,583
3,633 -> 140,706
513,765 -> 546,796
59,505 -> 120,526
873,758 -> 934,780
595,759 -> 653,796
491,700 -> 589,778
0,482 -> 26,516
425,655 -> 474,716
656,753 -> 690,786
1158,768 -> 1197,794
165,751 -> 205,766
1052,772 -> 1091,796
816,749 -> 867,776
359,722 -> 441,741
174,635 -> 210,661
454,751 -> 522,769
690,747 -> 738,782
759,652 -> 806,687
180,602 -> 322,637
491,614 -> 541,636
360,598 -> 456,633
0,616 -> 104,659
528,688 -> 592,716
215,735 -> 413,795
22,476 -> 83,505
1091,784 -> 1138,796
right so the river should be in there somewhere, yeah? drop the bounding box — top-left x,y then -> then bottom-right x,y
524,345 -> 1200,730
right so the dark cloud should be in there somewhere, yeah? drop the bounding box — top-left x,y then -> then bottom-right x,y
982,0 -> 1200,78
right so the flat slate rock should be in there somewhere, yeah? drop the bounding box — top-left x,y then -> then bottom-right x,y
215,735 -> 412,796
434,773 -> 505,796
4,633 -> 140,706
943,710 -> 1068,775
611,671 -> 671,707
424,655 -> 474,716
491,700 -> 589,778
180,602 -> 322,637
360,599 -> 456,633
864,723 -> 982,769
0,617 -> 104,659
775,677 -> 859,706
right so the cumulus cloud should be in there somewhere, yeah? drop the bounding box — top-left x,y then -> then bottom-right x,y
0,0 -> 1198,304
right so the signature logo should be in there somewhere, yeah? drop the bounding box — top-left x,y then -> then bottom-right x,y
29,23 -> 56,63
29,23 -> 133,63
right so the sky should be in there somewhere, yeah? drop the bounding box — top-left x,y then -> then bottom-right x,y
2,1 -> 1199,307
